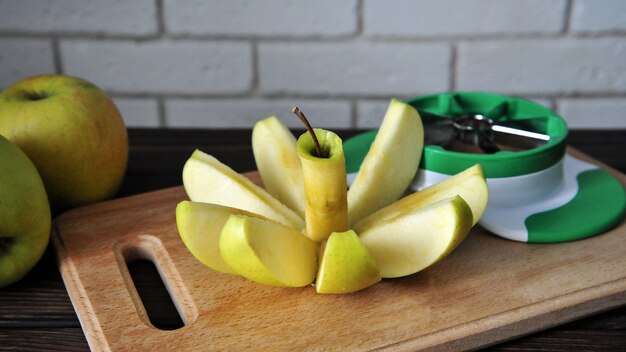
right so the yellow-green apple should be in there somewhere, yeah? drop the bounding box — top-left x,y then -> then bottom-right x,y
0,74 -> 128,211
219,214 -> 318,287
359,196 -> 473,278
252,116 -> 305,217
297,129 -> 348,242
176,100 -> 487,294
182,149 -> 304,231
348,99 -> 424,225
354,164 -> 488,233
316,230 -> 380,294
0,135 -> 51,288
176,201 -> 266,275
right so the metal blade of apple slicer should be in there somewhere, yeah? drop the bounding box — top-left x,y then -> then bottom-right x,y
420,99 -> 551,154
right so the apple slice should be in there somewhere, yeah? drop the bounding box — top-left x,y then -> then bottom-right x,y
219,214 -> 318,287
359,196 -> 473,278
183,150 -> 304,231
297,129 -> 349,242
353,164 -> 488,234
176,201 -> 266,275
252,116 -> 305,218
316,230 -> 381,294
348,99 -> 424,226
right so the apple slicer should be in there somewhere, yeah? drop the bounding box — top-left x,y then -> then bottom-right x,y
344,92 -> 626,243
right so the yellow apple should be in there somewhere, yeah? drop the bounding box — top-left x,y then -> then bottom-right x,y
0,74 -> 128,211
176,99 -> 488,294
354,164 -> 488,233
348,99 -> 424,225
182,149 -> 304,231
176,201 -> 266,275
252,116 -> 305,217
359,196 -> 473,278
316,230 -> 381,294
0,135 -> 51,288
219,214 -> 318,287
297,129 -> 349,242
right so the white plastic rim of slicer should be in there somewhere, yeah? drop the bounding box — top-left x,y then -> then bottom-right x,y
407,155 -> 598,242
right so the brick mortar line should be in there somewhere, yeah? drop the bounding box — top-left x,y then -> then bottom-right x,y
548,98 -> 558,112
355,0 -> 364,37
156,97 -> 166,127
449,43 -> 457,91
1,31 -> 625,43
250,40 -> 260,98
349,100 -> 358,128
50,37 -> 63,74
109,92 -> 626,101
156,0 -> 166,36
562,0 -> 574,34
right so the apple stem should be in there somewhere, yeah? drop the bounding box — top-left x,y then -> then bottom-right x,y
292,106 -> 325,158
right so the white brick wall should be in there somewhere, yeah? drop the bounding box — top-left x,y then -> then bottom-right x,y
114,98 -> 161,128
0,0 -> 158,35
571,0 -> 626,33
60,40 -> 253,94
0,0 -> 624,129
558,98 -> 626,129
258,42 -> 451,96
165,99 -> 352,129
364,0 -> 566,37
457,38 -> 626,94
163,0 -> 358,37
0,38 -> 55,84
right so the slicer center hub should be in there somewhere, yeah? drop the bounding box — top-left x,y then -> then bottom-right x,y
452,114 -> 496,149
453,114 -> 494,132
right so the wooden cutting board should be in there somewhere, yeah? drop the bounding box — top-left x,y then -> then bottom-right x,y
52,149 -> 626,352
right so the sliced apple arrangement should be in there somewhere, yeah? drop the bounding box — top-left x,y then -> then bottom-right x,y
177,99 -> 488,293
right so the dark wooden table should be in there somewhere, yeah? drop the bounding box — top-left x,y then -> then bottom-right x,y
1,128 -> 625,351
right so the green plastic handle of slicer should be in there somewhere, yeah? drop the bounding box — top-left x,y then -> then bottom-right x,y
345,92 -> 568,178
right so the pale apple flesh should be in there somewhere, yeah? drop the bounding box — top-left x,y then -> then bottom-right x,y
348,98 -> 424,226
359,196 -> 473,278
354,164 -> 488,234
316,230 -> 381,294
0,136 -> 51,288
252,116 -> 305,218
176,201 -> 266,275
0,74 -> 128,211
175,99 -> 487,294
183,149 -> 305,231
219,215 -> 318,287
297,129 -> 349,242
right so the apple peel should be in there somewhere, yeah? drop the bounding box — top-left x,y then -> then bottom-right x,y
176,201 -> 267,275
316,230 -> 381,294
219,214 -> 318,287
177,98 -> 488,294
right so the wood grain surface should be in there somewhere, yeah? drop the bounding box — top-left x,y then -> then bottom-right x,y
50,148 -> 626,352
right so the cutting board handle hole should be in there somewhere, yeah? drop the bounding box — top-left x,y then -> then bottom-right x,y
126,258 -> 185,330
115,235 -> 198,331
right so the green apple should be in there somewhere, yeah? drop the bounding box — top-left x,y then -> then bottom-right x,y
297,129 -> 349,242
0,74 -> 128,211
348,99 -> 424,226
219,214 -> 318,287
176,201 -> 267,275
183,149 -> 305,231
354,164 -> 488,234
0,135 -> 51,288
316,230 -> 381,294
252,116 -> 305,217
176,102 -> 485,293
359,196 -> 473,278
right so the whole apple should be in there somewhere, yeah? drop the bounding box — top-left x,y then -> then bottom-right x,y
0,75 -> 128,211
0,135 -> 51,288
